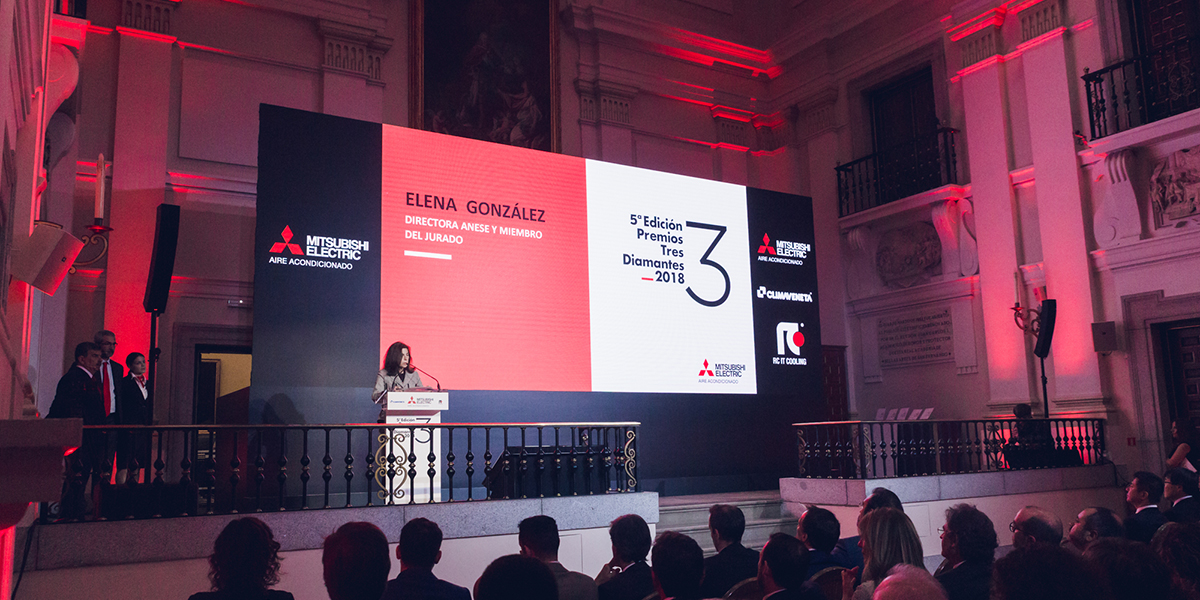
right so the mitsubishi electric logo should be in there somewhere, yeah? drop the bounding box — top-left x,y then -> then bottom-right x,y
697,359 -> 746,384
698,359 -> 715,377
757,234 -> 776,255
774,322 -> 808,365
756,233 -> 811,266
267,225 -> 370,271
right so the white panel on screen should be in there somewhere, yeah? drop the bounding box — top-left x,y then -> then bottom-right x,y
585,159 -> 756,393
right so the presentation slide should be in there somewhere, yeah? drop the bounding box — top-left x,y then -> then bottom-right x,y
254,105 -> 819,402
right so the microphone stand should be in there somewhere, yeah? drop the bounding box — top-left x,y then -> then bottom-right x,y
410,365 -> 440,391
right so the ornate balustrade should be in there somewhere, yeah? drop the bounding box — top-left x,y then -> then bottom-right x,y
48,422 -> 639,522
793,418 -> 1106,479
1083,36 -> 1200,139
835,128 -> 959,217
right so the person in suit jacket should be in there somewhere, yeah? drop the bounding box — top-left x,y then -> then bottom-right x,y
117,352 -> 151,484
1164,468 -> 1200,524
323,522 -> 391,600
94,330 -> 123,483
758,533 -> 825,600
381,518 -> 470,600
47,341 -> 104,520
519,515 -> 598,600
934,504 -> 997,600
699,504 -> 759,598
596,514 -> 654,600
1125,471 -> 1169,543
798,505 -> 847,579
649,532 -> 705,600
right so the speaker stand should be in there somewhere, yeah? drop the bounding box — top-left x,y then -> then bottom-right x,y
1040,356 -> 1050,418
147,309 -> 161,423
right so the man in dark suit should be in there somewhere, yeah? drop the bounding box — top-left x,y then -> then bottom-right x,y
380,518 -> 470,600
1163,468 -> 1200,523
323,522 -> 391,600
519,515 -> 598,600
650,531 -> 705,600
698,504 -> 759,598
1125,471 -> 1168,543
757,533 -> 823,600
94,330 -> 124,482
596,514 -> 653,600
797,505 -> 846,579
934,504 -> 997,600
47,341 -> 104,520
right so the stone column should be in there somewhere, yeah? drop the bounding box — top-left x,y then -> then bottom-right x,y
801,93 -> 848,348
1018,0 -> 1104,411
955,14 -> 1034,411
105,26 -> 174,360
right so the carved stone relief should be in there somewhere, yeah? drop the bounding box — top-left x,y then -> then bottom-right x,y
844,226 -> 880,300
1150,144 -> 1200,226
1094,149 -> 1143,247
875,222 -> 941,287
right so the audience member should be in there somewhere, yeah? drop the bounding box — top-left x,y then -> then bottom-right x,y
698,504 -> 758,598
1167,418 -> 1200,471
872,564 -> 947,600
476,554 -> 558,600
841,508 -> 923,600
1164,468 -> 1200,523
519,515 -> 598,600
596,514 -> 654,600
1151,522 -> 1200,600
189,517 -> 294,600
933,504 -> 997,600
47,341 -> 104,520
757,533 -> 823,600
833,487 -> 903,575
1125,471 -> 1169,544
1067,507 -> 1124,553
650,531 -> 705,600
381,518 -> 470,600
797,505 -> 845,578
1010,506 -> 1063,549
1083,537 -> 1171,600
322,522 -> 391,600
991,543 -> 1106,600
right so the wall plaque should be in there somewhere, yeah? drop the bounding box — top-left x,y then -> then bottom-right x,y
878,307 -> 954,368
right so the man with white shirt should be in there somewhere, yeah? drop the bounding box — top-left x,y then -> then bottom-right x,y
1124,471 -> 1168,543
94,330 -> 124,483
1163,468 -> 1200,523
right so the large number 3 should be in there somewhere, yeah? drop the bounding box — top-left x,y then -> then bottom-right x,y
685,221 -> 730,307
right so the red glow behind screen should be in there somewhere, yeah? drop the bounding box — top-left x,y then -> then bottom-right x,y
380,126 -> 591,391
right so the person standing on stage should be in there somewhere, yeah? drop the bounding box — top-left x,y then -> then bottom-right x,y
372,341 -> 424,421
117,352 -> 152,484
47,341 -> 104,519
94,330 -> 124,482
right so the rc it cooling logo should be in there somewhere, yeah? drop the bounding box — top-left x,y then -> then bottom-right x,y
267,225 -> 370,271
756,233 -> 811,266
696,359 -> 746,384
773,322 -> 808,365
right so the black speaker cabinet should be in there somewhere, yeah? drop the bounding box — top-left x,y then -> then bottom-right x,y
143,204 -> 180,312
1034,299 -> 1057,359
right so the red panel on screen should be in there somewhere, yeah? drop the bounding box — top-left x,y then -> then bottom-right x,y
381,127 -> 591,391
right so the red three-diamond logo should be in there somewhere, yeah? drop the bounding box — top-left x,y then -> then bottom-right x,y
698,359 -> 715,377
758,233 -> 776,255
269,226 -> 304,255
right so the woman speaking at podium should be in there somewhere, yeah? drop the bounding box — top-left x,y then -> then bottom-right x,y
372,341 -> 424,422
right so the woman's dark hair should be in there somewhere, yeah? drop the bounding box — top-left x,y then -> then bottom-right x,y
383,342 -> 415,376
208,517 -> 282,592
1152,522 -> 1200,599
125,352 -> 144,369
476,554 -> 557,600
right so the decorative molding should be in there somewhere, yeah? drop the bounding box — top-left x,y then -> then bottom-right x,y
1091,226 -> 1200,273
121,0 -> 178,36
1019,261 -> 1045,287
1093,150 -> 1144,248
713,115 -> 751,150
317,19 -> 391,81
579,95 -> 597,123
958,28 -> 1002,69
1017,0 -> 1064,44
839,184 -> 969,229
1081,106 -> 1200,158
847,276 -> 978,317
600,95 -> 632,126
795,88 -> 838,140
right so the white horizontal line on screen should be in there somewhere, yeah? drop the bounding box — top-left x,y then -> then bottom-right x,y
404,250 -> 452,260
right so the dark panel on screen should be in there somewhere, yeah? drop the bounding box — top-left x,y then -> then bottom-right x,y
253,105 -> 382,423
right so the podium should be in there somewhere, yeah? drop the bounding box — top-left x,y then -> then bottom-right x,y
377,390 -> 448,503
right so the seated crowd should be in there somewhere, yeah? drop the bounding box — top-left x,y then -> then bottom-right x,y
188,467 -> 1200,600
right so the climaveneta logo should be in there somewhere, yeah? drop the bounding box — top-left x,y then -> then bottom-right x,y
267,225 -> 369,271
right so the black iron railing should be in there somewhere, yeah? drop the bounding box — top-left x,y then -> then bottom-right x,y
49,422 -> 639,522
793,418 -> 1106,479
835,128 -> 959,217
53,0 -> 86,18
1083,36 -> 1200,139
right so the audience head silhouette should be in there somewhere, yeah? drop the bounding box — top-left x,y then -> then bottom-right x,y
1128,471 -> 1164,506
859,507 -> 923,583
475,554 -> 558,600
798,505 -> 841,554
1068,507 -> 1124,552
518,515 -> 561,562
992,543 -> 1105,600
1083,537 -> 1170,600
322,521 -> 390,600
862,487 -> 904,517
609,514 -> 652,564
1012,506 -> 1063,549
941,503 -> 998,564
1152,522 -> 1200,599
874,564 -> 948,600
757,532 -> 808,593
206,517 -> 283,594
708,504 -> 746,548
651,531 -> 705,600
1164,467 -> 1200,502
399,517 -> 443,569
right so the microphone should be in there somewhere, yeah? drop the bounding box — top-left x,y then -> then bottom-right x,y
409,364 -> 441,391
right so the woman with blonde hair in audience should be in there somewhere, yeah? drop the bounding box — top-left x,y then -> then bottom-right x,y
841,508 -> 925,600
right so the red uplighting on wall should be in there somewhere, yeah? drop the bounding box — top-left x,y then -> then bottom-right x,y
651,44 -> 776,79
948,8 -> 1006,41
660,27 -> 772,65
